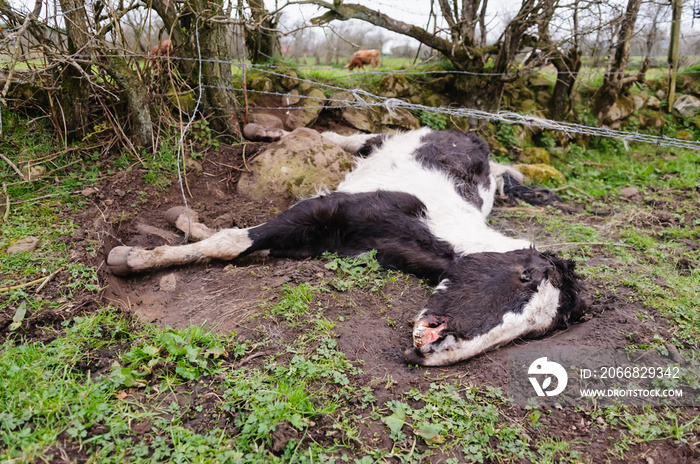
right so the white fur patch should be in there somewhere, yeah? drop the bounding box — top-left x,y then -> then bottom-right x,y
419,280 -> 561,366
434,279 -> 450,292
321,131 -> 378,153
336,127 -> 530,255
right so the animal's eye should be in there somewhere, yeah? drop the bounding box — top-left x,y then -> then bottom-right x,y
520,269 -> 532,283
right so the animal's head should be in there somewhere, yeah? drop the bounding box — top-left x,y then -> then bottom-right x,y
405,248 -> 585,366
346,60 -> 358,71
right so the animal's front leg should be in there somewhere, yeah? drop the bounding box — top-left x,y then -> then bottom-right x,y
107,228 -> 254,276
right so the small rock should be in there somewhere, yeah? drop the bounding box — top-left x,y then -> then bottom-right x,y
513,164 -> 566,184
646,96 -> 661,110
519,147 -> 550,165
285,89 -> 301,105
22,164 -> 46,180
159,274 -> 178,292
81,187 -> 99,196
7,236 -> 39,254
185,158 -> 203,172
114,189 -> 126,197
620,187 -> 640,198
596,416 -> 606,427
675,130 -> 694,141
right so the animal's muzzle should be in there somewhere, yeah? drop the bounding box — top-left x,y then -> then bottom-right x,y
412,314 -> 449,348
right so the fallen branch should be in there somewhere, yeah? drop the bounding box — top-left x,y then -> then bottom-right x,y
550,184 -> 592,198
2,183 -> 8,222
35,266 -> 64,293
0,266 -> 64,294
0,153 -> 27,181
539,241 -> 634,250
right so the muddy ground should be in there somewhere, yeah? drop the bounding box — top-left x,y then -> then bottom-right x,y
6,136 -> 698,462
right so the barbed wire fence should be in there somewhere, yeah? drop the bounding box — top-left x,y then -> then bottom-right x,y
2,52 -> 700,151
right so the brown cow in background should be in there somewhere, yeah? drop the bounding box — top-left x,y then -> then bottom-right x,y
347,49 -> 380,71
151,40 -> 172,58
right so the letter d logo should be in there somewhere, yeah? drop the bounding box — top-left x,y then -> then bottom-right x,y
528,357 -> 568,397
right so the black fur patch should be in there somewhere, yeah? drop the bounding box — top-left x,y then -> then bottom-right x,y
500,172 -> 565,207
357,135 -> 386,157
413,130 -> 491,209
246,191 -> 456,283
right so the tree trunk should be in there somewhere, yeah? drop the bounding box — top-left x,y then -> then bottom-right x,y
151,0 -> 241,139
57,0 -> 92,140
593,0 -> 642,122
245,0 -> 277,64
106,57 -> 154,149
550,48 -> 581,120
199,12 -> 242,138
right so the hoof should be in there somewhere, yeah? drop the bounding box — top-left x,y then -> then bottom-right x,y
107,246 -> 133,276
165,206 -> 198,228
242,123 -> 286,142
243,123 -> 263,141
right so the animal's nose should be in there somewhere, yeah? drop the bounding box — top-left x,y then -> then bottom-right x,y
412,315 -> 449,348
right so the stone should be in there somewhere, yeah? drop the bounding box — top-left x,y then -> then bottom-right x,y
328,91 -> 354,108
342,108 -> 374,132
672,94 -> 700,119
237,128 -> 354,205
22,164 -> 46,180
159,274 -> 178,292
512,125 -> 532,148
378,107 -> 420,131
528,73 -> 550,88
605,96 -> 635,123
251,112 -> 284,130
284,88 -> 326,130
284,89 -> 301,106
185,158 -> 203,172
7,236 -> 39,254
631,94 -> 645,111
535,90 -> 550,107
167,90 -> 196,115
513,164 -> 565,185
640,111 -> 664,130
519,146 -> 550,165
620,187 -> 640,198
249,75 -> 273,93
279,69 -> 299,90
376,74 -> 413,98
646,96 -> 661,110
675,130 -> 694,141
655,89 -> 665,100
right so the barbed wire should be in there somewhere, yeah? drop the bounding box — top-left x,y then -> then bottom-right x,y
1,53 -> 699,151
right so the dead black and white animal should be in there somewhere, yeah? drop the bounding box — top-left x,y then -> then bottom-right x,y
107,126 -> 585,366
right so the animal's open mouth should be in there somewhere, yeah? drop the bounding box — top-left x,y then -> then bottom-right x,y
412,315 -> 450,348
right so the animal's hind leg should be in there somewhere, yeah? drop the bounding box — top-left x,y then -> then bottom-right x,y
107,227 -> 255,276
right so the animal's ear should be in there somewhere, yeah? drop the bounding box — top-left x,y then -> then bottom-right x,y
521,266 -> 546,287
